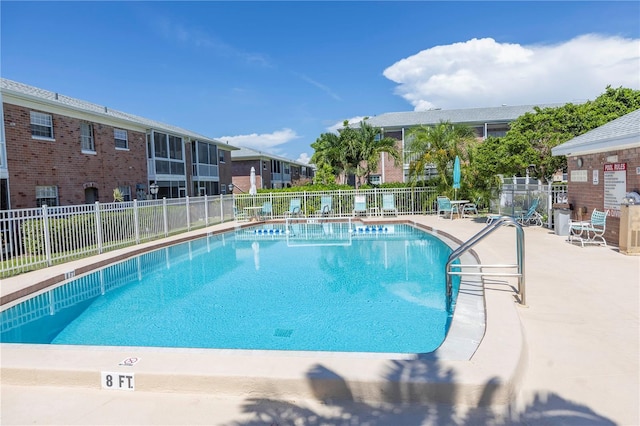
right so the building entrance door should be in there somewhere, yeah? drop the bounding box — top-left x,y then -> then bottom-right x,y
85,187 -> 99,204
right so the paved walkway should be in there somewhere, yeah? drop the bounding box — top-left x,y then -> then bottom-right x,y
1,215 -> 638,425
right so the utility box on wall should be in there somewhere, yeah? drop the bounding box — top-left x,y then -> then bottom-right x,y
619,204 -> 640,255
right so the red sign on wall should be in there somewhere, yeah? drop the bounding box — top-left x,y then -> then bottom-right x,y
603,163 -> 627,172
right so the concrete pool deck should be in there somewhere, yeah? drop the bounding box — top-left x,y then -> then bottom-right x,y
1,215 -> 638,425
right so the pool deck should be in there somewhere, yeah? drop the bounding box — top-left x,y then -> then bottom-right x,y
1,215 -> 638,425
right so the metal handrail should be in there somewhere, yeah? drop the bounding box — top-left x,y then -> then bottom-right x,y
445,216 -> 526,308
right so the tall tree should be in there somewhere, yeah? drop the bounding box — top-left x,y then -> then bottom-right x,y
406,120 -> 476,190
348,120 -> 401,188
492,86 -> 640,181
310,130 -> 350,184
311,120 -> 400,188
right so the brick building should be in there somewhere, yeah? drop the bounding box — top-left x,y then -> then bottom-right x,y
359,104 -> 564,184
230,147 -> 313,192
552,109 -> 640,246
0,78 -> 238,209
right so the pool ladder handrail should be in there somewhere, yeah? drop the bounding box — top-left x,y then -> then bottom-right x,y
446,215 -> 526,307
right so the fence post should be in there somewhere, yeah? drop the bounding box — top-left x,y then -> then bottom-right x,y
203,194 -> 209,225
186,196 -> 191,231
133,199 -> 140,244
94,201 -> 103,254
163,197 -> 169,237
547,180 -> 553,229
42,205 -> 52,266
220,194 -> 225,222
303,191 -> 307,215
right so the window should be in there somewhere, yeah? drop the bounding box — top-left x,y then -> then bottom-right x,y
36,185 -> 58,207
118,186 -> 132,201
369,175 -> 381,185
114,129 -> 128,149
30,111 -> 54,139
194,141 -> 217,166
284,163 -> 290,174
81,122 -> 95,152
218,149 -> 225,163
151,131 -> 185,176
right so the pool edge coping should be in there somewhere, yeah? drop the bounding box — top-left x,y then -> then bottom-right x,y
0,217 -> 526,406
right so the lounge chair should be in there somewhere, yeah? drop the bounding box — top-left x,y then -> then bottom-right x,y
462,197 -> 480,217
382,193 -> 398,216
284,199 -> 302,218
517,198 -> 543,227
437,196 -> 459,220
568,209 -> 609,247
353,195 -> 367,216
233,206 -> 247,222
259,201 -> 272,221
316,196 -> 333,216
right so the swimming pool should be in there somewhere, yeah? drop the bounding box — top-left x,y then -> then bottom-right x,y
1,222 -> 460,354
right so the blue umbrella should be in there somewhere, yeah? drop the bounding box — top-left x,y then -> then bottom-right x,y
453,155 -> 461,200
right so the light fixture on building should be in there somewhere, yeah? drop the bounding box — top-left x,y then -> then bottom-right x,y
149,182 -> 159,200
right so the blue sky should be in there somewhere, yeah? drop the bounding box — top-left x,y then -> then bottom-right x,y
2,2 -> 639,164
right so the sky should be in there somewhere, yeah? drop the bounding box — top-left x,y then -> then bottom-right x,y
1,2 -> 639,165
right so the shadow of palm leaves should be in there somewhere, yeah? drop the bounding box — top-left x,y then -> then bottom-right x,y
229,360 -> 616,426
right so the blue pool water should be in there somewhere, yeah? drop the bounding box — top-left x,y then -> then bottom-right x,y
1,223 -> 460,353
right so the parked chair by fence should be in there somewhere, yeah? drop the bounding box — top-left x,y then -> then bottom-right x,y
517,198 -> 543,227
353,195 -> 367,217
462,197 -> 480,217
284,198 -> 302,218
233,206 -> 247,222
259,202 -> 273,221
316,196 -> 333,217
437,196 -> 459,220
568,209 -> 609,247
382,194 -> 398,216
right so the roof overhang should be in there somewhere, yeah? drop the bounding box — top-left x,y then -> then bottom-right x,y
552,134 -> 640,157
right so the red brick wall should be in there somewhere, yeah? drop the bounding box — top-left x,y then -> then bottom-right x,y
567,146 -> 640,246
218,149 -> 233,192
231,159 -> 264,192
381,139 -> 404,183
4,103 -> 148,208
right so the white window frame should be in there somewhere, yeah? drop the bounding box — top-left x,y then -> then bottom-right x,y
36,185 -> 58,207
30,111 -> 54,140
117,185 -> 132,201
114,128 -> 128,150
81,122 -> 95,153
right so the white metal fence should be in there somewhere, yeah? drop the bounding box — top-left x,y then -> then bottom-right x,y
1,188 -> 442,278
490,182 -> 568,228
0,185 -> 569,279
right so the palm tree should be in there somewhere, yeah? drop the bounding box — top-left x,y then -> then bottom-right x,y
311,120 -> 400,188
406,120 -> 476,188
310,131 -> 350,184
350,120 -> 401,188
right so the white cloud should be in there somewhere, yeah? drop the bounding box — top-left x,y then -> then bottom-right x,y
383,35 -> 640,110
296,153 -> 311,164
217,128 -> 300,151
326,116 -> 368,133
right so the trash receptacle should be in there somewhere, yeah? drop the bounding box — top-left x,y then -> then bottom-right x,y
553,204 -> 571,236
